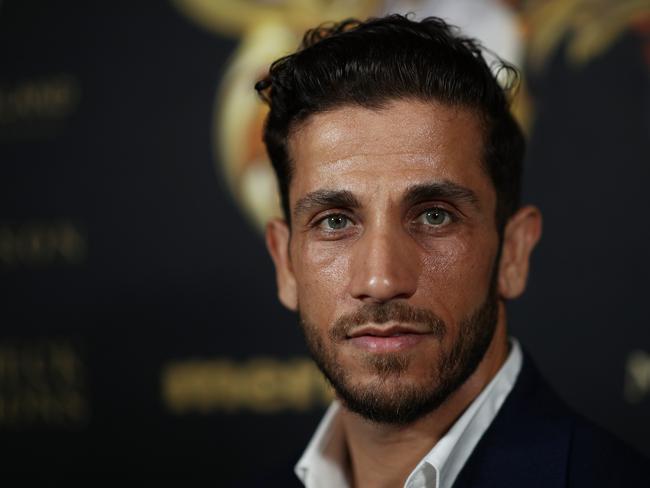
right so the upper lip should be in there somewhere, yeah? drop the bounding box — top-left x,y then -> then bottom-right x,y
347,324 -> 431,338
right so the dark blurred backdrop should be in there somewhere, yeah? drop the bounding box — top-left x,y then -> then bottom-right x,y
1,0 -> 648,484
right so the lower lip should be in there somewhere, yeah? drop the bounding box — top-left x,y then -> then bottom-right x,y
348,334 -> 429,352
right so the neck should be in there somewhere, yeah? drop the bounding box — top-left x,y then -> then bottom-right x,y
340,308 -> 510,488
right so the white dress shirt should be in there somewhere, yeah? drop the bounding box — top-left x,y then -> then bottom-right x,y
295,339 -> 523,488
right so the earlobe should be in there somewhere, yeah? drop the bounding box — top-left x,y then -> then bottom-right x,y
498,206 -> 542,299
265,219 -> 298,311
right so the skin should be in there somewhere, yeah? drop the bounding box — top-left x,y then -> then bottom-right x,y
266,99 -> 542,488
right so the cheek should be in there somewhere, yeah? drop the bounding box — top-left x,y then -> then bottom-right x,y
418,234 -> 497,317
294,241 -> 351,320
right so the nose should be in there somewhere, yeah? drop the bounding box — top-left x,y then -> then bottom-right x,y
349,225 -> 419,303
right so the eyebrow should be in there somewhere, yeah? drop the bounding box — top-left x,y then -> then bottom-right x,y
292,181 -> 480,221
293,189 -> 361,220
403,181 -> 480,210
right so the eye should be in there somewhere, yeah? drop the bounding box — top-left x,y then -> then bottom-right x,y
417,208 -> 452,227
319,214 -> 350,230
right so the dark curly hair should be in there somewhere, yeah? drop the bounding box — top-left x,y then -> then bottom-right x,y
255,14 -> 524,232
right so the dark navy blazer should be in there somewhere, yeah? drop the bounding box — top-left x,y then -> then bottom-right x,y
243,353 -> 649,487
453,352 -> 648,487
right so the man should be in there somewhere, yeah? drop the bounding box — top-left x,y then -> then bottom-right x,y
255,14 -> 648,488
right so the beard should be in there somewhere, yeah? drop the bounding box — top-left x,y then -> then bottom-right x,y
299,280 -> 499,425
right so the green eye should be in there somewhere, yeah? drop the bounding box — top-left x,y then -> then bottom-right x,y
325,214 -> 348,230
423,209 -> 450,226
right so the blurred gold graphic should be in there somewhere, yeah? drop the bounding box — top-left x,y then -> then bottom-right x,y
625,350 -> 650,404
521,0 -> 650,71
172,0 -> 381,230
0,339 -> 88,427
172,0 -> 380,37
0,221 -> 87,268
162,356 -> 333,414
0,74 -> 81,141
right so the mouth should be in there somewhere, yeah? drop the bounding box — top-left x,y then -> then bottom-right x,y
346,324 -> 432,352
347,324 -> 430,338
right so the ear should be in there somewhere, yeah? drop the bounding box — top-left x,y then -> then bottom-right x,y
265,218 -> 298,311
498,205 -> 542,299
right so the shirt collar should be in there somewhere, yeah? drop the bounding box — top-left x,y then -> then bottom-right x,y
295,401 -> 348,488
296,339 -> 523,488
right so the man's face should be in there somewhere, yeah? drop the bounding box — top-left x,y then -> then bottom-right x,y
268,99 -> 517,424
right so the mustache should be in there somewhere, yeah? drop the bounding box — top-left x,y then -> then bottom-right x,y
329,301 -> 446,341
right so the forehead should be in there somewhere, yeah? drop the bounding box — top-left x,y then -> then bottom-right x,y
287,99 -> 491,203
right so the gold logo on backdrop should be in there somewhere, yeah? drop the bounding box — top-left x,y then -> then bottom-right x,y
519,0 -> 650,71
0,221 -> 87,268
624,350 -> 650,404
171,0 -> 381,230
0,74 -> 81,141
162,356 -> 332,414
0,339 -> 88,427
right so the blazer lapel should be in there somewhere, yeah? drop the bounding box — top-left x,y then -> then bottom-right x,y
453,352 -> 572,488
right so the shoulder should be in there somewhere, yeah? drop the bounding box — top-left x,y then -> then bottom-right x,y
567,413 -> 649,487
454,350 -> 650,487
